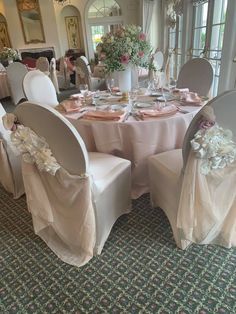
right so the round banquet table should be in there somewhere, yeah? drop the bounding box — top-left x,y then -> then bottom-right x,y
0,72 -> 11,99
66,106 -> 200,199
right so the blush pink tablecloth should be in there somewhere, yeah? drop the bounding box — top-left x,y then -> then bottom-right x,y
66,107 -> 199,199
0,72 -> 10,99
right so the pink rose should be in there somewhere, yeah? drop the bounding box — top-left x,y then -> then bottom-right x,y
138,51 -> 144,58
120,54 -> 130,64
138,33 -> 146,41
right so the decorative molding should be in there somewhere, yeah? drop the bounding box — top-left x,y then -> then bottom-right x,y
166,0 -> 184,29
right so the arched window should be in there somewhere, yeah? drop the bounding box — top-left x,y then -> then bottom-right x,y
88,0 -> 121,19
86,0 -> 123,59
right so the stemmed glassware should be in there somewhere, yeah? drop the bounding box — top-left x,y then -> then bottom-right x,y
79,84 -> 89,97
106,78 -> 115,93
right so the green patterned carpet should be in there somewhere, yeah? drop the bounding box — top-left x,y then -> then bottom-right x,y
0,185 -> 235,314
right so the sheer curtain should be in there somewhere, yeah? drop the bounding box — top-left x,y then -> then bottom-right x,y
142,0 -> 155,38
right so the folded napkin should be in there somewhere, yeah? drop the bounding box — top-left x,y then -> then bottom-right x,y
180,92 -> 202,106
137,104 -> 177,119
173,88 -> 189,93
82,110 -> 126,121
70,91 -> 95,99
61,100 -> 82,113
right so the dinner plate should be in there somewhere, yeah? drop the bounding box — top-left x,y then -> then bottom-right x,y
135,102 -> 153,108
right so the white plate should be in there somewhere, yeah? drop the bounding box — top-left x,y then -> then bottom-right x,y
135,102 -> 153,108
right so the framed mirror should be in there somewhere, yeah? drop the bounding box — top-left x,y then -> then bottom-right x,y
16,0 -> 45,44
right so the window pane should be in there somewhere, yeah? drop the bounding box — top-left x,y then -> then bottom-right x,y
91,25 -> 105,51
193,27 -> 206,50
88,0 -> 121,18
210,24 -> 225,51
194,2 -> 208,28
213,0 -> 228,25
169,32 -> 176,49
192,49 -> 202,57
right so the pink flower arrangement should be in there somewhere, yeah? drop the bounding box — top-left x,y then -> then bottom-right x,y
96,24 -> 153,72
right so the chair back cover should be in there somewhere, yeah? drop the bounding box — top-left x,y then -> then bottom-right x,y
15,102 -> 89,175
177,90 -> 236,247
177,58 -> 213,96
23,70 -> 58,107
75,57 -> 91,88
49,58 -> 59,93
6,62 -> 28,105
36,57 -> 50,74
0,62 -> 6,71
0,102 -> 24,198
80,55 -> 92,74
182,90 -> 236,168
58,57 -> 71,89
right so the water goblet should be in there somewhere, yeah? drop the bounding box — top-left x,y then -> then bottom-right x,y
79,84 -> 89,97
106,78 -> 115,93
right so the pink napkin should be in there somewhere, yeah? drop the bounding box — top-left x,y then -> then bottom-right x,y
61,100 -> 82,113
181,92 -> 202,106
70,91 -> 95,100
173,88 -> 189,93
82,110 -> 126,121
137,104 -> 177,119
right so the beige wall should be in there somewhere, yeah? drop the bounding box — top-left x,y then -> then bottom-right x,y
1,0 -> 61,57
0,0 -> 141,59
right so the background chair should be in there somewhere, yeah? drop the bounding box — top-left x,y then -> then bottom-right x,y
0,103 -> 24,198
57,57 -> 71,90
49,57 -> 60,94
23,70 -> 59,107
176,58 -> 214,96
75,56 -> 106,91
14,101 -> 131,266
6,62 -> 28,105
36,57 -> 50,76
148,90 -> 236,249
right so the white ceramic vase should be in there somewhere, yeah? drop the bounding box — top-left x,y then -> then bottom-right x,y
117,65 -> 131,92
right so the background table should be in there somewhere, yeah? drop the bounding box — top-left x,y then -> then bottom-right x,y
67,106 -> 199,199
0,72 -> 10,99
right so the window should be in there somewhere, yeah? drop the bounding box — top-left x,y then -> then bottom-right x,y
88,0 -> 121,18
168,15 -> 183,80
86,0 -> 123,58
191,0 -> 228,95
192,1 -> 208,57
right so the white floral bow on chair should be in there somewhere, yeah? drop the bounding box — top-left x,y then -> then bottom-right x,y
191,106 -> 236,175
2,113 -> 60,175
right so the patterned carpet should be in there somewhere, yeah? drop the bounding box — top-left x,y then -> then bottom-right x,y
0,185 -> 236,314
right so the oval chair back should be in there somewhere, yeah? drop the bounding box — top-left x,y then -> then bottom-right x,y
6,62 -> 28,105
15,101 -> 89,175
177,58 -> 214,96
23,70 -> 58,107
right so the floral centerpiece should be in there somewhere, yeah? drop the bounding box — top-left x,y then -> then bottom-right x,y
96,25 -> 153,73
0,47 -> 19,62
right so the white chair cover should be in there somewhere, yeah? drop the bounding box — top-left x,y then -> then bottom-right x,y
0,62 -> 6,71
148,90 -> 236,249
75,57 -> 106,91
176,58 -> 213,96
0,103 -> 24,198
6,62 -> 28,105
57,57 -> 71,90
49,58 -> 60,94
23,70 -> 58,107
14,102 -> 131,266
36,57 -> 50,76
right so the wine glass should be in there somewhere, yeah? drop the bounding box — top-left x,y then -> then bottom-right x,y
106,78 -> 115,93
79,84 -> 89,97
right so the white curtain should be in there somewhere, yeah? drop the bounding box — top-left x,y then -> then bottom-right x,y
142,0 -> 155,38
